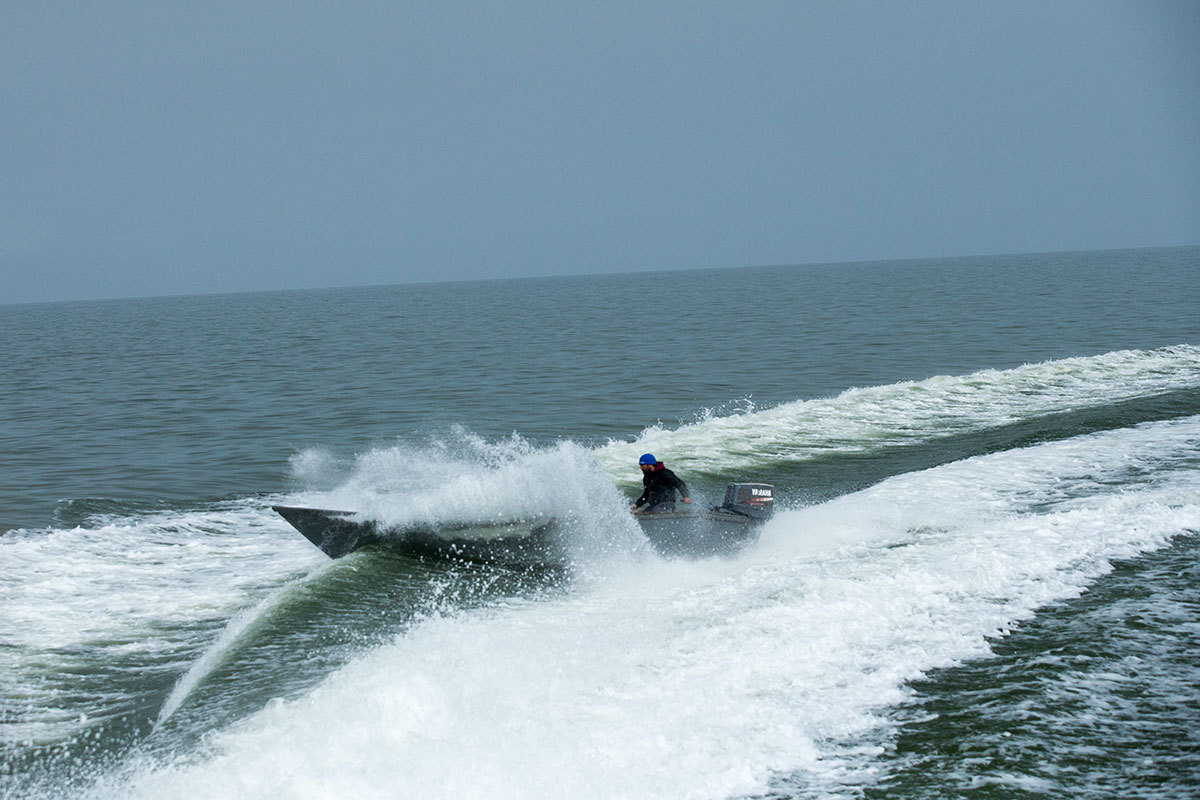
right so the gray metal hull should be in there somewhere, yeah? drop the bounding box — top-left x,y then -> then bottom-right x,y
273,506 -> 563,567
273,505 -> 766,566
635,509 -> 764,557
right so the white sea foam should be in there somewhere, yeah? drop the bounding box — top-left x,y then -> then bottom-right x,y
0,502 -> 322,745
597,344 -> 1200,476
99,416 -> 1200,800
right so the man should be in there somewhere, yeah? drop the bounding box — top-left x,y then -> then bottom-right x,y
631,453 -> 692,514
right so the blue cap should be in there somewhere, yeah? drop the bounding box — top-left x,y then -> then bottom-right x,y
639,453 -> 657,465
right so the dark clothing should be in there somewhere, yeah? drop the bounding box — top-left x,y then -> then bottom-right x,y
634,463 -> 689,510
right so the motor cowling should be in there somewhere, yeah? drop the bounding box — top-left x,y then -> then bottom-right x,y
720,483 -> 774,519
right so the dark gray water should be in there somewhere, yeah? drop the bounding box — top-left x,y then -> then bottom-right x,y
2,246 -> 1198,798
871,535 -> 1200,799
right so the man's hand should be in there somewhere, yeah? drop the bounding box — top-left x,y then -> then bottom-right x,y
682,497 -> 692,504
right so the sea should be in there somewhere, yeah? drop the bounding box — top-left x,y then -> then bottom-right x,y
2,246 -> 1198,799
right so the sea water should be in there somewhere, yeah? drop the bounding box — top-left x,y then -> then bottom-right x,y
1,247 -> 1198,798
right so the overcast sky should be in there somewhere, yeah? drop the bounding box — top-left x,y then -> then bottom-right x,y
3,1 -> 1198,304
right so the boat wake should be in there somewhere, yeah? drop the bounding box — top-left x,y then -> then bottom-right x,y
4,346 -> 1200,799
96,415 -> 1200,800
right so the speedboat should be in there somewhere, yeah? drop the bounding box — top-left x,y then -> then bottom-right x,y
273,483 -> 774,567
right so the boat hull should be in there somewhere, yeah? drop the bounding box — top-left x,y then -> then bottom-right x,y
635,509 -> 764,557
273,505 -> 766,566
273,506 -> 562,566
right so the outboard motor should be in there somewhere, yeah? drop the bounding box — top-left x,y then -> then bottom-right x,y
719,483 -> 774,520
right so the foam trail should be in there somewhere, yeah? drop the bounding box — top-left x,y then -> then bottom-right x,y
98,416 -> 1200,800
596,344 -> 1200,476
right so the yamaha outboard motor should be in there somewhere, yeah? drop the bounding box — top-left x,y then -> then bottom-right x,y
719,483 -> 774,520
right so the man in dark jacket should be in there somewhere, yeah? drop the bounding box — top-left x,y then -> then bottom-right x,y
631,453 -> 692,514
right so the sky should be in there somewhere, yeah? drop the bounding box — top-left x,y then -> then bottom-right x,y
2,1 -> 1198,304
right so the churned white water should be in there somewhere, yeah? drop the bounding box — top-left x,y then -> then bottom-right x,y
0,504 -> 329,752
299,435 -> 651,564
91,415 -> 1200,800
597,344 -> 1200,475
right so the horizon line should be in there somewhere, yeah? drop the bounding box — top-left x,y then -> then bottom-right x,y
5,242 -> 1197,309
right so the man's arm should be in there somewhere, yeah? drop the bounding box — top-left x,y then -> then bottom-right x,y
633,486 -> 649,508
667,469 -> 690,501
